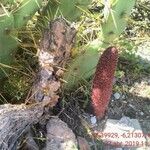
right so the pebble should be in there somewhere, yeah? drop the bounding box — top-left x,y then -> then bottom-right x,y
129,104 -> 136,109
114,92 -> 121,100
90,116 -> 97,125
122,95 -> 125,99
140,112 -> 144,115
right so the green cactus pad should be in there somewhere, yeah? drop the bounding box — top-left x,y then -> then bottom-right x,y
0,0 -> 42,78
63,40 -> 106,89
0,14 -> 17,78
1,0 -> 15,4
101,0 -> 136,42
42,0 -> 91,21
13,0 -> 42,28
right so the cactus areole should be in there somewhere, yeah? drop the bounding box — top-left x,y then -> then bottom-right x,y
91,47 -> 118,119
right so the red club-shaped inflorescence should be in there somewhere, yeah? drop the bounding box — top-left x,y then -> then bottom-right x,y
91,47 -> 118,119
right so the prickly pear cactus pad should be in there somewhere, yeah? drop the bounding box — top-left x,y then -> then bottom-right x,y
0,14 -> 17,77
63,40 -> 104,89
101,0 -> 136,42
0,0 -> 42,78
13,0 -> 42,28
42,0 -> 92,22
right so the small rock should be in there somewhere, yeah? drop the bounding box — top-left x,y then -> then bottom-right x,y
147,80 -> 150,85
122,95 -> 125,99
98,117 -> 146,148
129,104 -> 136,109
45,118 -> 78,150
122,100 -> 127,104
116,116 -> 134,131
114,92 -> 121,100
77,136 -> 91,150
90,116 -> 97,125
140,112 -> 144,116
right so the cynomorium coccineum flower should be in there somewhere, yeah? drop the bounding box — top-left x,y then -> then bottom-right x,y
91,47 -> 118,119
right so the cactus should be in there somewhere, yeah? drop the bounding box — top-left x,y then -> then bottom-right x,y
41,0 -> 92,22
0,0 -> 15,4
101,0 -> 136,42
0,0 -> 91,78
63,40 -> 107,88
0,0 -> 42,78
13,0 -> 42,28
0,13 -> 17,77
63,0 -> 136,89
